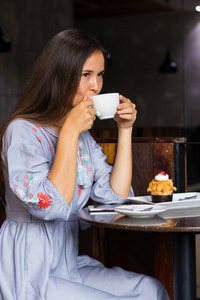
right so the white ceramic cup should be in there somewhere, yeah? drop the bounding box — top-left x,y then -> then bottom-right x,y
90,93 -> 119,120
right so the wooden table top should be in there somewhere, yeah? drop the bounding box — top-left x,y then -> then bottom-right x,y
79,206 -> 200,233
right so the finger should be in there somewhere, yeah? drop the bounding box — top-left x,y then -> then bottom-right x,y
119,95 -> 131,103
118,103 -> 135,111
118,98 -> 135,109
117,103 -> 136,114
118,109 -> 137,121
88,107 -> 96,115
118,114 -> 133,120
117,114 -> 136,122
82,98 -> 94,107
117,108 -> 136,116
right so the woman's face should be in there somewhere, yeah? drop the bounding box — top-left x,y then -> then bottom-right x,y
73,50 -> 105,106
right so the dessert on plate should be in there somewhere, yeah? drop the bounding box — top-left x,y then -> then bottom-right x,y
147,171 -> 177,203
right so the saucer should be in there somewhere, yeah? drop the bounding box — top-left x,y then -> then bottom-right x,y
114,204 -> 168,218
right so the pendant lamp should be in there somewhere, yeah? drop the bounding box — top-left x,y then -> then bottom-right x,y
159,49 -> 177,73
0,28 -> 12,53
159,0 -> 177,73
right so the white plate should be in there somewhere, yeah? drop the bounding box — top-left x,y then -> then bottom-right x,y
159,206 -> 200,219
128,195 -> 153,205
114,204 -> 168,218
128,192 -> 200,210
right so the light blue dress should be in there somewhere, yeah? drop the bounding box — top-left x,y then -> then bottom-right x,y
0,120 -> 169,300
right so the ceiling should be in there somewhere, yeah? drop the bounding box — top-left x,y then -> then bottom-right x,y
74,0 -> 199,19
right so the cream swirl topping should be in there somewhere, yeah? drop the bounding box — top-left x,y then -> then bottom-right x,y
155,171 -> 169,181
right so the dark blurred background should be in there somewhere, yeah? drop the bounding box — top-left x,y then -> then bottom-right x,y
1,0 -> 200,295
1,0 -> 200,188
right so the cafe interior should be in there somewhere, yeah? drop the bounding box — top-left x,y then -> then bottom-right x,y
1,0 -> 200,299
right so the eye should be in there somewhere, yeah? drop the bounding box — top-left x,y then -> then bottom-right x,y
97,71 -> 105,77
82,72 -> 90,77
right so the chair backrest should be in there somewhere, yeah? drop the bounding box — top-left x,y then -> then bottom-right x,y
96,136 -> 187,195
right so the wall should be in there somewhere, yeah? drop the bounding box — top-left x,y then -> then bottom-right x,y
75,11 -> 200,130
0,0 -> 73,126
1,5 -> 200,131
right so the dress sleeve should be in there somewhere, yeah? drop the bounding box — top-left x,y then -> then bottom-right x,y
7,143 -> 73,221
88,133 -> 134,204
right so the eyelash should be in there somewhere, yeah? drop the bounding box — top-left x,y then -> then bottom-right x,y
98,72 -> 104,77
82,72 -> 105,78
83,73 -> 90,77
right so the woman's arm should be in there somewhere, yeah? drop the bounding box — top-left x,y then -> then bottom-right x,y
48,129 -> 79,205
48,98 -> 96,205
110,95 -> 137,198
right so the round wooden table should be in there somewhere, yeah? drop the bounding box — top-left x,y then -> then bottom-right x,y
79,206 -> 200,300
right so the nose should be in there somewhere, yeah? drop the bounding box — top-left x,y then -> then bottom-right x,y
89,77 -> 99,94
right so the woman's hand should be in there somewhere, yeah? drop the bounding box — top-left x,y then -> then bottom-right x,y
114,95 -> 137,129
62,97 -> 96,135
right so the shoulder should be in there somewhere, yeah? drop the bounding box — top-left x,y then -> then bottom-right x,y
6,119 -> 35,133
3,119 -> 43,148
6,119 -> 33,137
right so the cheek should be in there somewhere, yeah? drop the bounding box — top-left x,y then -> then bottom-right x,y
73,91 -> 83,106
98,79 -> 103,92
78,79 -> 89,94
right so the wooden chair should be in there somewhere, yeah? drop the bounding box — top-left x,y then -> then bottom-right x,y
79,136 -> 187,300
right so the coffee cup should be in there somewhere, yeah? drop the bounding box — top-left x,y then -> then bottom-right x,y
90,93 -> 119,120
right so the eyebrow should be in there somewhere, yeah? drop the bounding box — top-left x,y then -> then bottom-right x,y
82,69 -> 105,73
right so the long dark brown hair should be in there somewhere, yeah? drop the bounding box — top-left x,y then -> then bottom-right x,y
0,29 -> 107,152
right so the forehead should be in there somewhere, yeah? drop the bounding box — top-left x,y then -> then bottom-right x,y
83,50 -> 105,70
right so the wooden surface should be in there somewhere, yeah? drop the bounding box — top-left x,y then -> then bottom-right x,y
79,207 -> 200,233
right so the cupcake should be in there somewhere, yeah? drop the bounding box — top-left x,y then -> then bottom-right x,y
147,171 -> 176,203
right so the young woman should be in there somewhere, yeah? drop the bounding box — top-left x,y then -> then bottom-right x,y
0,29 -> 169,300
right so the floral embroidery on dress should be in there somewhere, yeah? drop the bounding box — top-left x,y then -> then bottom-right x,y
42,127 -> 58,139
15,188 -> 53,209
37,193 -> 53,209
77,139 -> 91,188
78,186 -> 82,197
13,173 -> 53,209
23,173 -> 40,187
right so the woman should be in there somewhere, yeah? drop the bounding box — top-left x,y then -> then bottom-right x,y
0,29 -> 169,300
